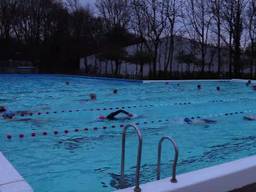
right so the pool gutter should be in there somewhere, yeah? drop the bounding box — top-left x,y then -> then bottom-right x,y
115,155 -> 256,192
143,79 -> 231,83
0,152 -> 33,192
55,74 -> 143,83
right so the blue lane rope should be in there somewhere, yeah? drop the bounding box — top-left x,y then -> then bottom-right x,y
13,97 -> 255,117
4,108 -> 255,140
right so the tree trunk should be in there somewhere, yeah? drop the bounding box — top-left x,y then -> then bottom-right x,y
229,33 -> 233,78
169,35 -> 175,77
251,41 -> 254,78
115,60 -> 119,75
201,44 -> 206,73
153,44 -> 158,78
217,15 -> 221,75
140,62 -> 144,79
163,38 -> 170,72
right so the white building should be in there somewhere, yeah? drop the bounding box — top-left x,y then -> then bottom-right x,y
80,36 -> 251,78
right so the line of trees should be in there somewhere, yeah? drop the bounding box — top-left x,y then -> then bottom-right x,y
96,0 -> 256,79
0,0 -> 256,79
0,0 -> 138,73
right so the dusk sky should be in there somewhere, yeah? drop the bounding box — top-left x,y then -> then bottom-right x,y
80,0 -> 95,6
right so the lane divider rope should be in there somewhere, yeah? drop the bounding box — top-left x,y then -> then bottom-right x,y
13,97 -> 255,117
4,108 -> 255,140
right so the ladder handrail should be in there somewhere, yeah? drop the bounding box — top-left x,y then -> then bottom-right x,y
157,136 -> 179,183
120,124 -> 142,192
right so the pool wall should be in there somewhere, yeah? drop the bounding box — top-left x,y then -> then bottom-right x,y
143,79 -> 231,83
55,74 -> 143,83
0,152 -> 33,192
115,155 -> 256,192
143,79 -> 254,83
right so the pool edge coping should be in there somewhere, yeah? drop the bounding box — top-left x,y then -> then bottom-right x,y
0,152 -> 33,192
1,74 -> 254,84
51,74 -> 143,83
115,155 -> 256,192
143,78 -> 253,83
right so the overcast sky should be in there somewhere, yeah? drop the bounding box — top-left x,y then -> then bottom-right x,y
80,0 -> 96,6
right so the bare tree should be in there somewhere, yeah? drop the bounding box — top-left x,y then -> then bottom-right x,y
221,0 -> 247,77
131,0 -> 167,77
184,0 -> 212,73
96,0 -> 130,29
233,0 -> 247,76
162,0 -> 181,75
65,0 -> 80,12
0,0 -> 17,41
221,0 -> 235,76
210,0 -> 223,74
246,0 -> 256,77
129,0 -> 150,76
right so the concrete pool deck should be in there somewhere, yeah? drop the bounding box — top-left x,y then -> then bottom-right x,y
0,152 -> 33,192
116,155 -> 256,192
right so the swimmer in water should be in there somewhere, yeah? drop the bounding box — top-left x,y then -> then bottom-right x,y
90,93 -> 97,101
2,111 -> 15,120
99,110 -> 133,120
2,109 -> 35,120
113,89 -> 118,94
246,80 -> 251,86
2,111 -> 35,122
184,117 -> 216,125
243,115 -> 256,121
197,85 -> 201,90
75,93 -> 97,103
0,106 -> 7,113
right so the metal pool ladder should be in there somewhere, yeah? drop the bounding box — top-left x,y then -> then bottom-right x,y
120,124 -> 142,192
157,136 -> 179,183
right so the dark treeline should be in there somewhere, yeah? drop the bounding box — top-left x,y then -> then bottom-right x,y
0,0 -> 256,78
0,0 -> 138,73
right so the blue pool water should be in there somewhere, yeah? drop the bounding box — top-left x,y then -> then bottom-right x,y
1,75 -> 256,192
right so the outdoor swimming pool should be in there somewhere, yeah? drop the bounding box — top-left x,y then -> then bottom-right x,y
1,74 -> 256,192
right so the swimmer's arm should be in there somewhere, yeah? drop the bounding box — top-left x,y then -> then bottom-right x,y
243,116 -> 256,120
107,110 -> 131,119
118,110 -> 133,117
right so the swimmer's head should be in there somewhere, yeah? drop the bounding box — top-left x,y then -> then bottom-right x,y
99,116 -> 106,120
65,81 -> 70,85
90,93 -> 96,100
184,117 -> 192,124
216,86 -> 220,91
197,85 -> 201,90
2,111 -> 15,119
113,89 -> 118,94
246,80 -> 252,86
0,106 -> 7,113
